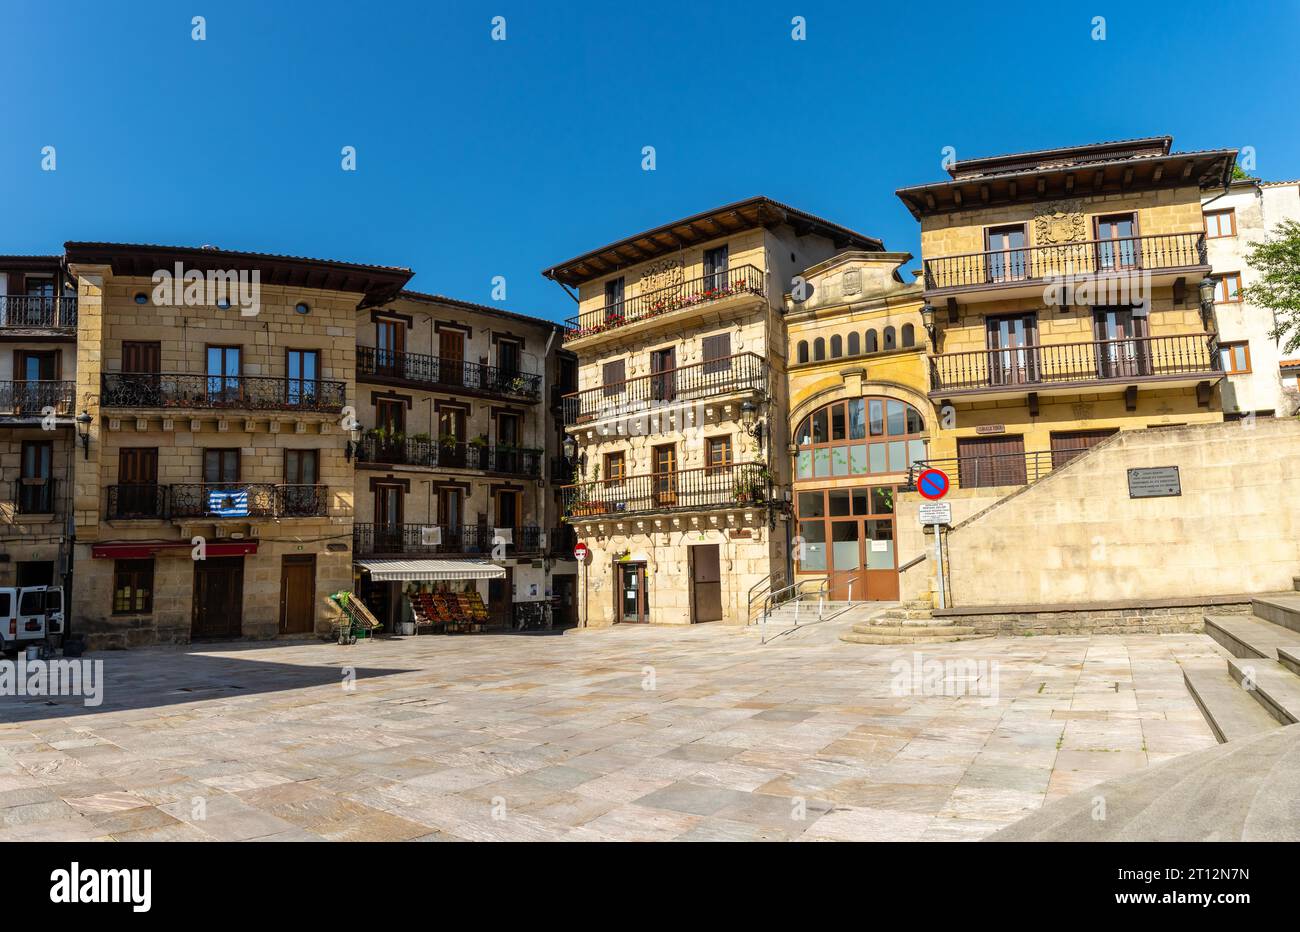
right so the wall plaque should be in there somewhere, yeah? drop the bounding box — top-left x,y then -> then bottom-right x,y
974,424 -> 1006,435
1127,466 -> 1181,499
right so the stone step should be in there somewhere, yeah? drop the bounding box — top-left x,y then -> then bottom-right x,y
1181,664 -> 1282,744
1204,613 -> 1300,661
1251,593 -> 1300,635
1279,647 -> 1300,678
1227,657 -> 1300,725
878,608 -> 935,621
853,623 -> 978,637
840,631 -> 992,645
902,599 -> 934,611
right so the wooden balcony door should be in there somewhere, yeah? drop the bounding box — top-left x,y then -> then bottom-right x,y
15,350 -> 57,415
286,349 -> 320,407
283,449 -> 320,515
1095,213 -> 1139,271
123,341 -> 162,405
1094,307 -> 1151,379
986,314 -> 1039,386
652,444 -> 677,506
376,318 -> 404,376
439,328 -> 465,387
20,440 -> 53,513
956,435 -> 1027,489
650,347 -> 676,402
374,483 -> 404,553
118,447 -> 159,516
438,487 -> 463,549
206,345 -> 241,405
985,224 -> 1027,282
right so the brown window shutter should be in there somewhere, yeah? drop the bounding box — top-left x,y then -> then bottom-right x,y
702,334 -> 731,373
602,359 -> 625,396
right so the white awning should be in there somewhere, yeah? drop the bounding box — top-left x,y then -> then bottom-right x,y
356,558 -> 506,582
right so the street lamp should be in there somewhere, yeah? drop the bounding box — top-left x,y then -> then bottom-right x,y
345,423 -> 363,462
740,399 -> 764,447
75,411 -> 93,460
1199,277 -> 1217,329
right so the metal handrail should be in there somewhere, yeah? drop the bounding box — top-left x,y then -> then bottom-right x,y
757,576 -> 829,644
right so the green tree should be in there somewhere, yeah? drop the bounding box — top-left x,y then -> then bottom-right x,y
1243,219 -> 1300,352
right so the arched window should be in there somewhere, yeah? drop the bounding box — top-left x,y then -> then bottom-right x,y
847,332 -> 860,356
793,396 -> 927,482
813,337 -> 826,361
797,340 -> 809,364
830,335 -> 843,358
883,326 -> 896,350
901,323 -> 915,348
865,329 -> 878,353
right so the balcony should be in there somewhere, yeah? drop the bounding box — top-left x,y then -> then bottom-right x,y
928,333 -> 1221,399
562,462 -> 769,520
0,295 -> 77,331
922,232 -> 1208,303
105,483 -> 330,520
101,373 -> 346,413
0,381 -> 75,418
906,451 -> 1054,492
352,522 -> 543,556
354,435 -> 543,478
563,265 -> 766,345
563,352 -> 768,429
356,346 -> 542,403
13,479 -> 59,516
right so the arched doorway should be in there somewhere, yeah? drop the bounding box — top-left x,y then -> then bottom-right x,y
792,396 -> 927,601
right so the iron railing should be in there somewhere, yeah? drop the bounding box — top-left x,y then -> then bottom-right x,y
0,295 -> 78,329
923,232 -> 1208,291
101,373 -> 346,412
356,346 -> 541,400
354,435 -> 543,477
563,264 -> 766,341
562,352 -> 769,426
562,462 -> 768,518
352,522 -> 543,555
0,380 -> 75,415
106,483 -> 330,519
13,479 -> 58,515
548,524 -> 578,556
929,333 -> 1220,393
905,451 -> 1056,492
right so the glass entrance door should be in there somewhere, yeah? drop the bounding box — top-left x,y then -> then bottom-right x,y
619,563 -> 648,623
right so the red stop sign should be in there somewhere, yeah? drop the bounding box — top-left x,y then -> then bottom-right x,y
573,542 -> 589,562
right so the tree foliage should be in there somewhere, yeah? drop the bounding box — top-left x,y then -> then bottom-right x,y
1243,219 -> 1300,353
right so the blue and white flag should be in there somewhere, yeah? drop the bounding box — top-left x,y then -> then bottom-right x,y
208,488 -> 249,517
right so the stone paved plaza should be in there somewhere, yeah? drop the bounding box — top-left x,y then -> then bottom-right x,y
0,612 -> 1227,841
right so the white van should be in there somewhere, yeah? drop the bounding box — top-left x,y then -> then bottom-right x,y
0,586 -> 64,654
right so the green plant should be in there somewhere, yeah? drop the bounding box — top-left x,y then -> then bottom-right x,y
438,433 -> 459,450
1243,218 -> 1300,352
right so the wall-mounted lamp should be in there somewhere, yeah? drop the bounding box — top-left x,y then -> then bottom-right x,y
75,410 -> 93,460
920,303 -> 936,344
1198,277 -> 1217,329
345,424 -> 363,462
740,400 -> 764,447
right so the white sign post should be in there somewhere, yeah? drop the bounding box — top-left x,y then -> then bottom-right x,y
917,502 -> 952,610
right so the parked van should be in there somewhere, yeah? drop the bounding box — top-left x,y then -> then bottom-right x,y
0,586 -> 64,654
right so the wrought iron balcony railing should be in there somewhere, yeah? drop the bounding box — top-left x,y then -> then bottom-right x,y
562,352 -> 768,427
563,264 -> 766,342
13,478 -> 58,515
548,524 -> 577,556
905,442 -> 1118,492
352,522 -> 543,556
101,373 -> 346,413
354,435 -> 543,477
0,380 -> 75,416
929,333 -> 1220,394
106,483 -> 330,519
923,232 -> 1207,292
0,295 -> 78,330
562,462 -> 769,519
356,346 -> 542,401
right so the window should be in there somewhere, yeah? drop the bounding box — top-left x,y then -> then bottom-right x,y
883,326 -> 896,350
901,324 -> 915,348
19,440 -> 52,513
602,359 -> 626,397
830,335 -> 843,358
206,345 -> 241,403
204,449 -> 240,483
794,397 -> 926,481
1220,341 -> 1251,374
865,330 -> 878,353
797,341 -> 809,364
287,349 -> 319,406
985,224 -> 1028,281
1205,209 -> 1237,238
701,333 -> 731,374
847,332 -> 860,355
113,559 -> 155,615
1095,213 -> 1139,269
706,436 -> 732,473
1215,273 -> 1242,303
814,338 -> 825,361
703,245 -> 729,291
497,338 -> 522,376
604,277 -> 625,321
604,450 -> 626,482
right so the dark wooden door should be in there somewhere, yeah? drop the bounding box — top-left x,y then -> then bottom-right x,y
650,347 -> 676,402
1050,429 -> 1118,469
376,319 -> 404,376
118,447 -> 160,516
123,341 -> 161,374
192,557 -> 244,639
374,484 -> 404,552
279,555 -> 316,635
956,435 -> 1027,488
652,444 -> 676,506
439,329 -> 465,386
690,544 -> 722,623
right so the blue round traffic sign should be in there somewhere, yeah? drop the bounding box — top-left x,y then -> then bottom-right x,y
917,468 -> 950,501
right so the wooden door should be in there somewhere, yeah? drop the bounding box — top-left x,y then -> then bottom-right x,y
123,341 -> 162,405
374,484 -> 404,552
286,349 -> 320,407
376,319 -> 404,376
439,329 -> 465,386
986,314 -> 1039,386
1050,429 -> 1118,470
690,544 -> 722,623
19,440 -> 53,513
956,435 -> 1027,489
1095,213 -> 1139,271
1094,308 -> 1151,379
650,347 -> 676,402
279,555 -> 316,635
283,449 -> 320,515
652,444 -> 676,506
118,448 -> 159,516
985,224 -> 1027,282
192,557 -> 244,639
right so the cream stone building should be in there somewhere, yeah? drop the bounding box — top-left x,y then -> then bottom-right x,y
350,291 -> 578,631
1202,178 -> 1300,417
545,197 -> 887,626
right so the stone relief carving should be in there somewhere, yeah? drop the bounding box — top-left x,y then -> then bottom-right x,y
639,257 -> 684,292
841,269 -> 861,296
1033,200 -> 1087,245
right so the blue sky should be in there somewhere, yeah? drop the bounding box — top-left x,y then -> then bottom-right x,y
4,0 -> 1298,322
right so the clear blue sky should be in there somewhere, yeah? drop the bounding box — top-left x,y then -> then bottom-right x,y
4,0 -> 1298,322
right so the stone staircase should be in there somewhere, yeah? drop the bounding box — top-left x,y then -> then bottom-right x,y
839,600 -> 993,645
1182,579 -> 1300,743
